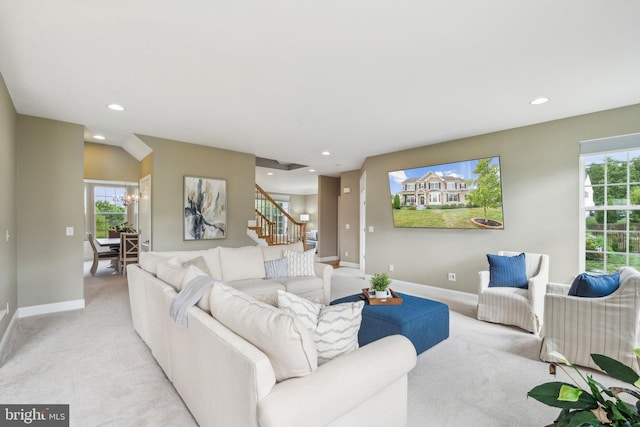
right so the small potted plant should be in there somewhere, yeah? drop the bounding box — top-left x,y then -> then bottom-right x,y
109,222 -> 137,237
370,272 -> 392,299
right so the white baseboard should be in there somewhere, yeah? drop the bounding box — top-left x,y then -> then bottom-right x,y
18,299 -> 85,318
317,256 -> 339,262
339,261 -> 360,269
0,310 -> 19,365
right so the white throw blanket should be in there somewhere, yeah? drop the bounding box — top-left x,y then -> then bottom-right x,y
169,275 -> 217,328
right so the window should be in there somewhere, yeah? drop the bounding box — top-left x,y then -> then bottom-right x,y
429,182 -> 440,190
405,183 -> 415,191
429,193 -> 441,203
583,149 -> 640,273
446,182 -> 456,190
94,186 -> 127,238
447,193 -> 459,203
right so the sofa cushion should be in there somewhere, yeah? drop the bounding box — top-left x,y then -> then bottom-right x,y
203,247 -> 222,280
210,283 -> 317,382
273,276 -> 323,295
219,246 -> 266,282
277,290 -> 363,364
262,242 -> 303,262
227,278 -> 285,296
285,249 -> 315,277
487,252 -> 528,288
568,272 -> 621,298
139,252 -> 171,275
264,258 -> 288,279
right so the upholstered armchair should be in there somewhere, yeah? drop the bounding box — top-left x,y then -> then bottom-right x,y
540,267 -> 640,371
477,251 -> 550,334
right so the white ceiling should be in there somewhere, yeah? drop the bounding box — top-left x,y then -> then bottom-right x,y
1,0 -> 639,195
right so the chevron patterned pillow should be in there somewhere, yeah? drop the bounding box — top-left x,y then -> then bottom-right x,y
284,249 -> 315,277
278,290 -> 364,364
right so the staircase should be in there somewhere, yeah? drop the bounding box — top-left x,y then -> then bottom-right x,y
250,184 -> 307,247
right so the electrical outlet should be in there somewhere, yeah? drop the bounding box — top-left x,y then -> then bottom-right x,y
389,264 -> 394,272
448,273 -> 456,281
345,251 -> 349,257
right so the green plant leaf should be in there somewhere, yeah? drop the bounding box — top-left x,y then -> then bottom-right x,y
528,382 -> 598,409
558,385 -> 583,402
561,409 -> 606,427
592,354 -> 640,386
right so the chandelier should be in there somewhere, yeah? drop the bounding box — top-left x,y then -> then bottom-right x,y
113,192 -> 138,206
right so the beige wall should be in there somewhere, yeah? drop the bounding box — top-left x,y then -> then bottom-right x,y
362,103 -> 640,294
16,115 -> 85,306
0,74 -> 17,339
318,176 -> 339,258
138,135 -> 256,251
339,170 -> 361,264
84,142 -> 141,182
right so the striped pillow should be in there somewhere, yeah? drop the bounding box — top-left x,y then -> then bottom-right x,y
264,257 -> 288,279
277,290 -> 364,364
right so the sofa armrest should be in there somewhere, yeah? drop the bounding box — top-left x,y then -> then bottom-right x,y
258,335 -> 416,427
546,282 -> 570,295
314,262 -> 333,305
478,270 -> 490,293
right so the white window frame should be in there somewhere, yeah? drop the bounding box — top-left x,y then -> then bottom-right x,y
580,133 -> 640,273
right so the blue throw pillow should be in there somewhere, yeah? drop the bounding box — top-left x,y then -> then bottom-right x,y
568,272 -> 620,298
487,253 -> 528,289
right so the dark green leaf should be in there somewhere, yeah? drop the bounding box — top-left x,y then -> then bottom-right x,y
592,354 -> 640,385
529,382 -> 598,409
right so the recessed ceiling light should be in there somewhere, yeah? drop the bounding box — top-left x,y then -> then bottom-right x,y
529,97 -> 550,105
93,135 -> 106,140
321,151 -> 330,156
309,169 -> 316,173
107,103 -> 125,111
267,172 -> 274,176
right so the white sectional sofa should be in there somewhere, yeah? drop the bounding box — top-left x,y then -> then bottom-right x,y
127,243 -> 417,427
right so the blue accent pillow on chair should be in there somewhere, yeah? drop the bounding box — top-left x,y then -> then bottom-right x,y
487,253 -> 528,289
568,272 -> 620,298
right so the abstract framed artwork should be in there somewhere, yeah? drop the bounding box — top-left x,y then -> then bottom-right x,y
184,176 -> 226,240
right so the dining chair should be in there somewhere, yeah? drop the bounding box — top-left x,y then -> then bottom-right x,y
87,232 -> 119,276
119,233 -> 140,276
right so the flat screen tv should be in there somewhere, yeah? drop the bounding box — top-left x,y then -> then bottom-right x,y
388,156 -> 504,229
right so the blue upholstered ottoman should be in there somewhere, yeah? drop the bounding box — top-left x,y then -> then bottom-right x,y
331,292 -> 449,354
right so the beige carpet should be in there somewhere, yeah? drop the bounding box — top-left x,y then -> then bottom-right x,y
0,263 -> 622,426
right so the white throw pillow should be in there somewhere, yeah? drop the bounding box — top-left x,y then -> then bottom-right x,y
210,283 -> 317,381
181,265 -> 214,312
284,249 -> 315,277
277,290 -> 363,365
219,246 -> 266,282
157,261 -> 187,291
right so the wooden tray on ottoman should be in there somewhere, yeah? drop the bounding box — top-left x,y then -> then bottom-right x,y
362,288 -> 403,305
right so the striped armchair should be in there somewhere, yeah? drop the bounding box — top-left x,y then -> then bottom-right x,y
540,267 -> 640,371
477,251 -> 550,334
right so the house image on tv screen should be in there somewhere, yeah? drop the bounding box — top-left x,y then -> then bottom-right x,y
388,156 -> 504,229
398,172 -> 469,208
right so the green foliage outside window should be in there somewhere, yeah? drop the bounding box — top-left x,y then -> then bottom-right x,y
95,200 -> 125,238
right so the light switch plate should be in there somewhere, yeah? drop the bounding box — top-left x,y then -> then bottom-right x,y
66,227 -> 74,236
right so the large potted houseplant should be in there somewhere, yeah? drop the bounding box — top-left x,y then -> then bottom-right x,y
370,273 -> 392,299
528,350 -> 640,426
